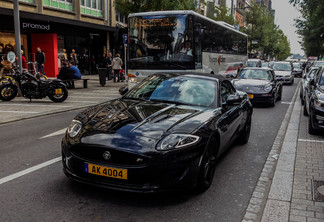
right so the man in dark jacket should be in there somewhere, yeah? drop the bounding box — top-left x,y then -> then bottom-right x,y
36,47 -> 46,76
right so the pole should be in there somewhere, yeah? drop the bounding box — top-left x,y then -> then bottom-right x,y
14,0 -> 22,73
124,44 -> 127,81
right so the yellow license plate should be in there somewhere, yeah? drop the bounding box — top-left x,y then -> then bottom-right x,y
55,88 -> 62,94
248,94 -> 254,99
85,163 -> 128,180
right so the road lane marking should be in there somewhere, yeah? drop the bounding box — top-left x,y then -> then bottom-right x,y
281,102 -> 292,105
68,96 -> 110,99
0,157 -> 61,185
298,139 -> 324,143
0,104 -> 73,108
0,111 -> 39,114
40,128 -> 67,139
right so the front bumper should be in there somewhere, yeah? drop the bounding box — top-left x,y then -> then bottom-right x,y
61,140 -> 205,193
293,71 -> 302,77
310,107 -> 324,131
283,76 -> 294,84
246,92 -> 274,104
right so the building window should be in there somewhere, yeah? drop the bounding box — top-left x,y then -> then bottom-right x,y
81,0 -> 103,18
43,0 -> 73,12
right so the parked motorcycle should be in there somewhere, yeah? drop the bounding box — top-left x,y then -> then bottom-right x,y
0,68 -> 68,103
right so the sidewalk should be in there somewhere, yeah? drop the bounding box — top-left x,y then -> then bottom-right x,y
0,75 -> 126,124
243,84 -> 324,222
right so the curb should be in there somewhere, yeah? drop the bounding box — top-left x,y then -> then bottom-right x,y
242,83 -> 301,222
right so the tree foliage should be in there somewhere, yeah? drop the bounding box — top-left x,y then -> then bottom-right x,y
241,2 -> 291,60
289,0 -> 324,56
207,4 -> 235,25
114,0 -> 197,16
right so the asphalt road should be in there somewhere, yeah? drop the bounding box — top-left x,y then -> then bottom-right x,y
0,79 -> 300,222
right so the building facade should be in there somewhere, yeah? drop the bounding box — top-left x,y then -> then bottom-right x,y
0,0 -> 127,77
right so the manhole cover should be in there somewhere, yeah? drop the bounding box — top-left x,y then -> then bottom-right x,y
312,180 -> 324,202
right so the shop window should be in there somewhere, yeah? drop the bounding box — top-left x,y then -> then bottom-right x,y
0,32 -> 29,62
81,0 -> 103,18
43,0 -> 73,12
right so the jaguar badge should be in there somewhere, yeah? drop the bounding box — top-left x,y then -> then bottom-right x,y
103,151 -> 111,160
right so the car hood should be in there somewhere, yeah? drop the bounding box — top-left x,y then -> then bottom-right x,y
75,99 -> 215,149
274,70 -> 291,76
233,79 -> 270,91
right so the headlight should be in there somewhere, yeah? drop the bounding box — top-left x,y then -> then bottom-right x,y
129,77 -> 137,83
67,120 -> 82,138
315,100 -> 324,108
157,134 -> 200,151
264,84 -> 272,92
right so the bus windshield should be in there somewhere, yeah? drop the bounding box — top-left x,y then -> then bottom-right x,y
129,14 -> 194,70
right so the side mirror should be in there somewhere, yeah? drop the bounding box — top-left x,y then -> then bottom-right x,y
119,86 -> 128,95
226,94 -> 242,106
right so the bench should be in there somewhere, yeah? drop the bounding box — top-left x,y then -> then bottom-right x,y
61,78 -> 89,89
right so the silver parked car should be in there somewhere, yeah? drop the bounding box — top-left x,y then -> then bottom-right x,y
270,62 -> 294,85
300,66 -> 320,105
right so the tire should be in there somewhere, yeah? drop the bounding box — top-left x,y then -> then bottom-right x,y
238,115 -> 252,145
308,115 -> 316,135
196,137 -> 218,193
0,84 -> 18,101
303,102 -> 308,116
269,93 -> 276,107
48,86 -> 68,103
277,87 -> 282,101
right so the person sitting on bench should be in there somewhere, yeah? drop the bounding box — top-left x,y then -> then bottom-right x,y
57,61 -> 79,88
69,61 -> 82,79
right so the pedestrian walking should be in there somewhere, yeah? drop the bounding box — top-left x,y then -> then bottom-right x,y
111,54 -> 123,82
107,52 -> 112,80
21,50 -> 27,70
36,47 -> 46,77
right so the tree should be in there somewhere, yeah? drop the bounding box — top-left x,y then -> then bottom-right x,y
242,2 -> 290,60
207,4 -> 235,25
115,0 -> 197,16
289,0 -> 324,56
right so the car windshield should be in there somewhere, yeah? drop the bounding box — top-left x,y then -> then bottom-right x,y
272,63 -> 291,71
124,74 -> 217,107
293,63 -> 301,68
307,69 -> 317,80
314,61 -> 324,67
261,62 -> 268,67
247,61 -> 259,67
320,72 -> 324,86
237,69 -> 273,81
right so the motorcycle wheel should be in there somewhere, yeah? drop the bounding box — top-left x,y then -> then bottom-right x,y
48,86 -> 68,103
0,84 -> 18,101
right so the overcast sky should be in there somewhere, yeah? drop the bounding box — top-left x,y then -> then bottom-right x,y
272,0 -> 303,55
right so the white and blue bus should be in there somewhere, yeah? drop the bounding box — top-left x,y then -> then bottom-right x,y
127,10 -> 248,88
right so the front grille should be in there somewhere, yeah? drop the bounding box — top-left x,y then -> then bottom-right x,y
71,144 -> 149,166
